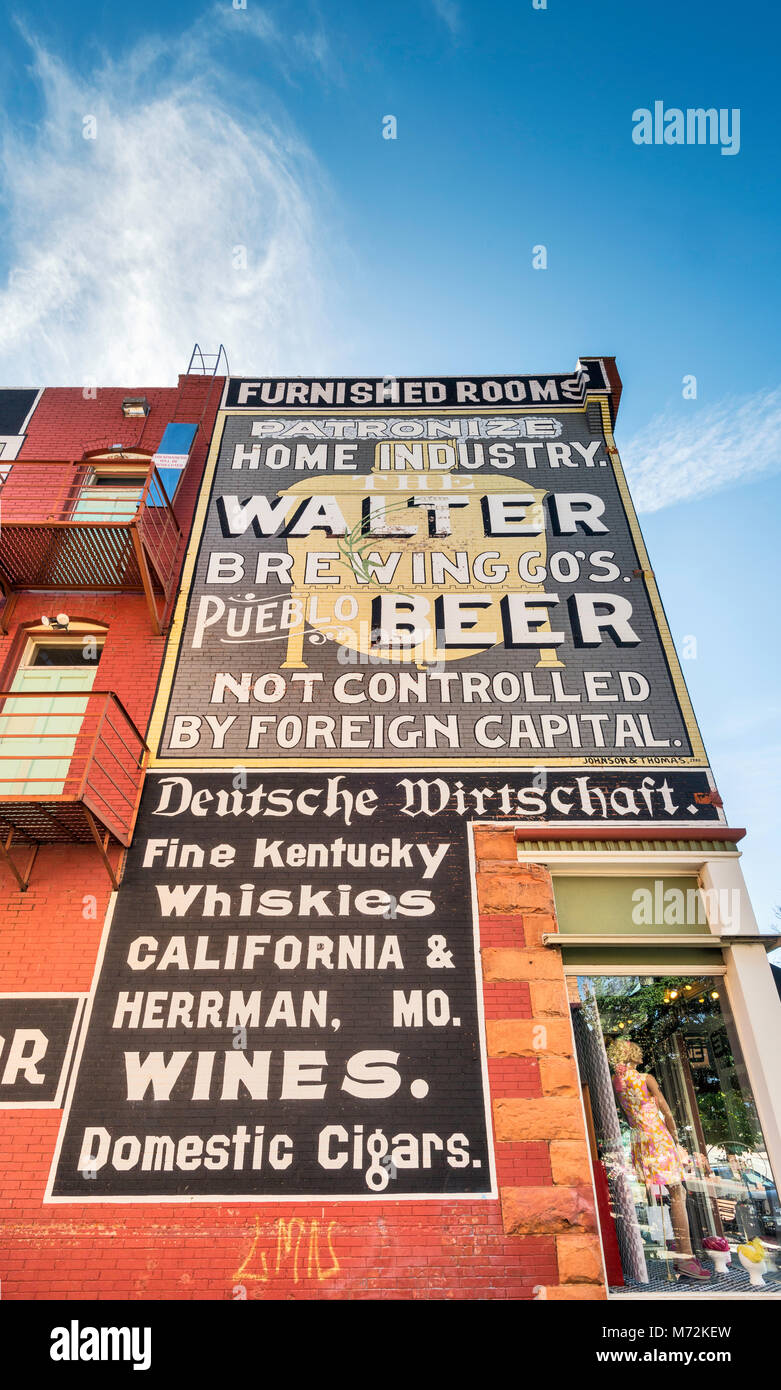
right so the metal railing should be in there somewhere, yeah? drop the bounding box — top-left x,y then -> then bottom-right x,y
0,690 -> 148,846
0,461 -> 182,629
134,467 -> 182,590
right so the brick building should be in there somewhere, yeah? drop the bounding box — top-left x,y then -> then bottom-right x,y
1,361 -> 779,1301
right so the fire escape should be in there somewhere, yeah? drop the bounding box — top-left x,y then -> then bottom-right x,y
0,352 -> 229,889
0,451 -> 168,887
0,691 -> 148,890
0,450 -> 181,636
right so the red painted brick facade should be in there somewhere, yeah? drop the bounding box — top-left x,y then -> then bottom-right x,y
0,808 -> 604,1300
0,375 -> 224,920
0,388 -> 605,1301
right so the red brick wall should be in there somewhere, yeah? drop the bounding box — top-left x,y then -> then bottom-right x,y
0,374 -> 224,961
0,375 -> 224,724
0,824 -> 606,1300
19,377 -> 223,470
1,386 -> 605,1299
9,377 -> 221,551
0,591 -> 165,734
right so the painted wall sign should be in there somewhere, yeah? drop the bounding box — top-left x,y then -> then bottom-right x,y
0,386 -> 41,460
48,772 -> 496,1201
223,363 -> 615,411
0,994 -> 85,1107
47,762 -> 721,1202
150,381 -> 707,769
48,367 -> 722,1206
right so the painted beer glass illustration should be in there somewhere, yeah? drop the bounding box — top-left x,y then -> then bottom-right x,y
278,439 -> 559,671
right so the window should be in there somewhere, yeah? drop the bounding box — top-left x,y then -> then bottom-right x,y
0,633 -> 105,795
571,973 -> 780,1295
31,643 -> 102,667
89,473 -> 147,489
74,466 -> 147,523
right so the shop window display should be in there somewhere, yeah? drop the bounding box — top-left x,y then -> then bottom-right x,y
571,974 -> 781,1294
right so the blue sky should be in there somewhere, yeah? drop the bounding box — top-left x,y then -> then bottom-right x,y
0,0 -> 778,930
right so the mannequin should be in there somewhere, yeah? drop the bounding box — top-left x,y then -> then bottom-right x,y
606,1037 -> 711,1282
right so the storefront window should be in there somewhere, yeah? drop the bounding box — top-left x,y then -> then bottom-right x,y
571,974 -> 781,1294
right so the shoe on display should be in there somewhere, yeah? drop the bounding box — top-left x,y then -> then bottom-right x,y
674,1258 -> 712,1281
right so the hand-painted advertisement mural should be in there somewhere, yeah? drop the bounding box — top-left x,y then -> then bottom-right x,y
153,379 -> 706,768
48,771 -> 495,1200
48,370 -> 721,1204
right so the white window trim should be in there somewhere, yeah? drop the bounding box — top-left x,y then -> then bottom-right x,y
18,632 -> 105,669
493,830 -> 781,1230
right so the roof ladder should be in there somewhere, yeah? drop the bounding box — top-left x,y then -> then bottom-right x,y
186,344 -> 230,377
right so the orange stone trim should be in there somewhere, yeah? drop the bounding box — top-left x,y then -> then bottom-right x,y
474,824 -> 607,1300
541,1284 -> 607,1300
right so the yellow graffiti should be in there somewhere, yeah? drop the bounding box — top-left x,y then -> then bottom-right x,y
234,1218 -> 269,1284
307,1218 -> 340,1283
233,1216 -> 340,1286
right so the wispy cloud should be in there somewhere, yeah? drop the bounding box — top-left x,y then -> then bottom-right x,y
430,0 -> 462,37
0,10 -> 339,386
622,387 -> 781,513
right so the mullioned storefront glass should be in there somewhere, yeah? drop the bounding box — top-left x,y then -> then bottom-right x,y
572,973 -> 780,1295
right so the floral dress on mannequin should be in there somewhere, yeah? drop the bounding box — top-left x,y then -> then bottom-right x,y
612,1063 -> 687,1188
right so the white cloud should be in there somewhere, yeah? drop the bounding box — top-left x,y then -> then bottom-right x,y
0,14 -> 338,386
621,386 -> 781,513
430,0 -> 462,37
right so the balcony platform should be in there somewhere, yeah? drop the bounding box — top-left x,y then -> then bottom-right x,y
0,452 -> 182,633
0,691 -> 148,890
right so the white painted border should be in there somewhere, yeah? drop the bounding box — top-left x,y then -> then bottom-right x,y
18,388 -> 43,434
44,897 -> 117,1199
0,993 -> 86,1109
467,819 -> 499,1201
